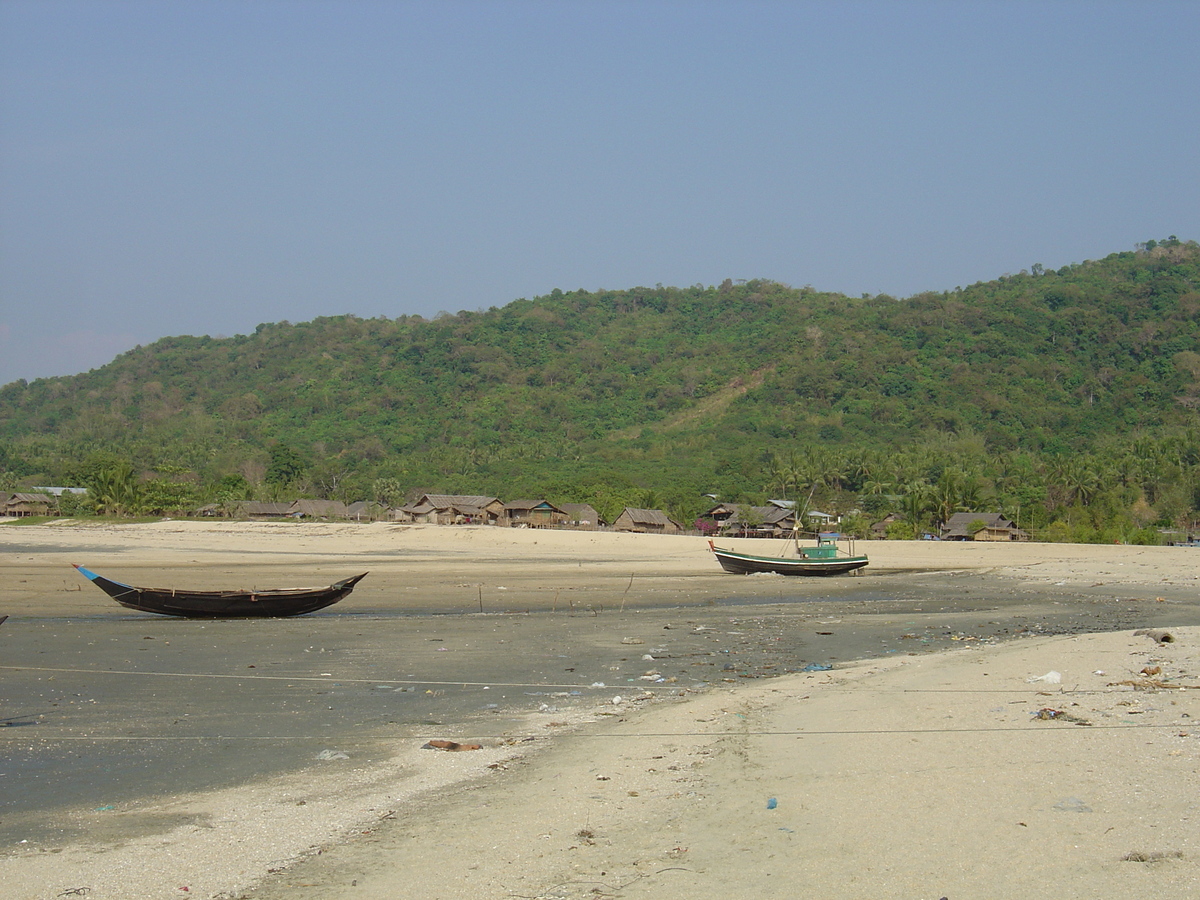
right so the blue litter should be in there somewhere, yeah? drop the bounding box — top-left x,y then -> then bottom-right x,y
766,797 -> 777,809
802,663 -> 833,672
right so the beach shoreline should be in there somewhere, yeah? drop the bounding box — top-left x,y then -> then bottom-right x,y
3,521 -> 1199,899
245,627 -> 1200,900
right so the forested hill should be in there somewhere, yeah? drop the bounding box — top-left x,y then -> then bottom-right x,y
1,239 -> 1199,531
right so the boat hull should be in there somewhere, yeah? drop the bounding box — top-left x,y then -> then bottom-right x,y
73,565 -> 367,618
709,546 -> 868,576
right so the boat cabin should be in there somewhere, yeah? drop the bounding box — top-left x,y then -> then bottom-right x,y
797,533 -> 845,559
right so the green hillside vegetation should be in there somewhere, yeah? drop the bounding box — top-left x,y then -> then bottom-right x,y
1,238 -> 1199,540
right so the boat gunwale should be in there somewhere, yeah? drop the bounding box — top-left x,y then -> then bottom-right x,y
72,565 -> 367,617
708,540 -> 868,576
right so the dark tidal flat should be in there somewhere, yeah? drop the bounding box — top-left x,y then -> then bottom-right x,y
3,561 -> 1196,849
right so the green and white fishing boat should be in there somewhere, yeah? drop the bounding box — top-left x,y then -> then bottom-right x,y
708,531 -> 868,576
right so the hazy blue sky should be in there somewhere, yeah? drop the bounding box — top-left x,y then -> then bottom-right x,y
2,0 -> 1197,386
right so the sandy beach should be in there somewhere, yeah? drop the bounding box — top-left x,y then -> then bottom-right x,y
2,521 -> 1199,899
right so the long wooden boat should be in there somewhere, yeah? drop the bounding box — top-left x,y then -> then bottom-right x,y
708,532 -> 868,576
73,565 -> 367,618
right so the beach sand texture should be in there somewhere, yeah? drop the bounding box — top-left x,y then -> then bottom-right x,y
2,521 -> 1199,899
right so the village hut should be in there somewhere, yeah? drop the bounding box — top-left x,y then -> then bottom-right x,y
288,499 -> 350,519
700,502 -> 795,538
1,492 -> 57,517
559,502 -> 603,528
941,512 -> 1030,541
613,507 -> 684,534
396,494 -> 504,525
503,500 -> 569,527
241,501 -> 296,519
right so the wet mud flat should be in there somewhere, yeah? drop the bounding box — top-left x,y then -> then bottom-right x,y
3,563 -> 1196,851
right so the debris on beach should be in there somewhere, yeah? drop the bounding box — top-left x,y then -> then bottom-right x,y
1052,796 -> 1092,812
315,749 -> 350,760
1032,707 -> 1091,725
1122,849 -> 1184,863
1108,677 -> 1194,691
421,739 -> 483,751
1027,671 -> 1062,684
1134,628 -> 1175,643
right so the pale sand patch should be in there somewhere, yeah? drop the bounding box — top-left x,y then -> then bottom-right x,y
8,518 -> 1198,584
4,521 -> 1200,899
0,701 -> 617,900
4,517 -> 1197,595
0,741 -> 515,900
243,627 -> 1200,900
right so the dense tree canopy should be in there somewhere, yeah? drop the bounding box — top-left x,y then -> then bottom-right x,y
1,239 -> 1198,539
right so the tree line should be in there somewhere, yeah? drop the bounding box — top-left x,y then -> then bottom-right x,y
1,239 -> 1197,541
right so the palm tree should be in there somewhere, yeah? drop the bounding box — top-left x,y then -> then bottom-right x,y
89,463 -> 141,516
841,449 -> 874,493
900,481 -> 931,535
931,470 -> 964,530
1065,458 -> 1103,506
764,450 -> 802,502
958,472 -> 988,511
862,476 -> 896,499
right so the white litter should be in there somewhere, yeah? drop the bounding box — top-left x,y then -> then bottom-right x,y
1027,671 -> 1062,684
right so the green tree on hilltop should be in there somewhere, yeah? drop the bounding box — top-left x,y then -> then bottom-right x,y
266,445 -> 305,489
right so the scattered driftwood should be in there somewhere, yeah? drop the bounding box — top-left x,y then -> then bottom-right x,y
1107,678 -> 1198,691
1122,850 -> 1183,863
1032,707 -> 1092,725
1133,628 -> 1175,643
421,739 -> 483,751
